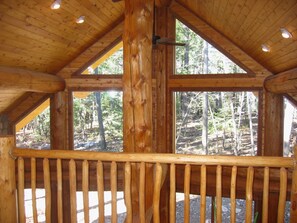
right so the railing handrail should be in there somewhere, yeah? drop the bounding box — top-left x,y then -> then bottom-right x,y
13,148 -> 294,168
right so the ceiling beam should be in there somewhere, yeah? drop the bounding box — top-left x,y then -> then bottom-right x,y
264,68 -> 297,94
170,1 -> 271,77
0,66 -> 65,93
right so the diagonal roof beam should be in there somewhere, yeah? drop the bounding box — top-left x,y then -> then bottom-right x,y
170,1 -> 271,77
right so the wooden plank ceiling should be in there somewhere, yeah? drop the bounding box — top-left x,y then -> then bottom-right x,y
1,0 -> 297,115
0,0 -> 124,113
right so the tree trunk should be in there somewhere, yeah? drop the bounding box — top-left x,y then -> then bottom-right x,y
230,95 -> 238,156
95,92 -> 107,150
247,92 -> 255,155
283,100 -> 294,156
202,42 -> 209,154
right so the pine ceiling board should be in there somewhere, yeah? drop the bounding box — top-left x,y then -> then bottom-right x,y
0,91 -> 25,114
2,1 -> 98,41
0,0 -> 124,74
77,0 -> 122,25
102,1 -> 124,16
233,0 -> 270,43
240,1 -> 296,50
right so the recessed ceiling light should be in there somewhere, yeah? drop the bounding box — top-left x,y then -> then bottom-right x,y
76,16 -> 85,24
51,0 -> 61,10
280,28 -> 292,39
261,44 -> 270,52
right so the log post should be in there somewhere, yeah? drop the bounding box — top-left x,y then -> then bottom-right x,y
154,5 -> 172,222
263,91 -> 284,156
0,136 -> 17,223
123,0 -> 154,222
50,90 -> 72,222
262,90 -> 284,222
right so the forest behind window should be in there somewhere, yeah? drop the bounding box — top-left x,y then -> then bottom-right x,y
175,91 -> 258,156
175,20 -> 246,75
16,106 -> 50,149
82,44 -> 123,75
73,91 -> 123,152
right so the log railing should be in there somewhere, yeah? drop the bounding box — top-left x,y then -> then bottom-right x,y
7,148 -> 296,223
9,149 -> 296,222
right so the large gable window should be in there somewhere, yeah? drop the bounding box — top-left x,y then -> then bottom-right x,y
175,20 -> 246,75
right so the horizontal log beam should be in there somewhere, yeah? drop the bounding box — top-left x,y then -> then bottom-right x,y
168,76 -> 265,90
264,68 -> 297,93
66,76 -> 123,90
0,66 -> 65,93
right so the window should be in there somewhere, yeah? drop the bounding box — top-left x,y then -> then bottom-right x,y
16,99 -> 50,149
175,20 -> 246,75
174,91 -> 258,156
73,91 -> 123,152
283,97 -> 297,157
82,42 -> 123,75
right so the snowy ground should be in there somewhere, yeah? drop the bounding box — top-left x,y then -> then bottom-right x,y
24,190 -> 290,222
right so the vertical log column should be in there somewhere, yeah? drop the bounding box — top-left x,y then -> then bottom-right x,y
123,0 -> 154,222
50,90 -> 72,222
0,136 -> 17,223
263,90 -> 284,222
154,4 -> 172,222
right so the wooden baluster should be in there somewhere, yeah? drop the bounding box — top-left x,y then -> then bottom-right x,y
56,159 -> 63,223
31,158 -> 38,223
153,163 -> 162,223
139,162 -> 146,223
200,165 -> 207,222
230,166 -> 237,223
290,146 -> 297,222
245,166 -> 254,223
18,157 -> 25,223
170,163 -> 176,223
83,160 -> 89,222
125,162 -> 132,223
43,158 -> 51,223
97,161 -> 105,223
278,168 -> 287,223
184,164 -> 191,223
262,167 -> 269,223
216,165 -> 222,223
69,159 -> 77,223
111,161 -> 117,223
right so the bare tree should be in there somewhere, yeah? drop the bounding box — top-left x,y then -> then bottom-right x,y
95,92 -> 107,150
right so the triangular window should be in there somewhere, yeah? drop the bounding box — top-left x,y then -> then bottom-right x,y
15,99 -> 50,149
82,42 -> 123,75
175,20 -> 246,75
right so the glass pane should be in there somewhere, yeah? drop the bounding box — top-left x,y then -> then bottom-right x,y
73,91 -> 123,152
175,20 -> 246,75
175,91 -> 258,155
16,105 -> 50,149
283,97 -> 297,157
83,44 -> 123,75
